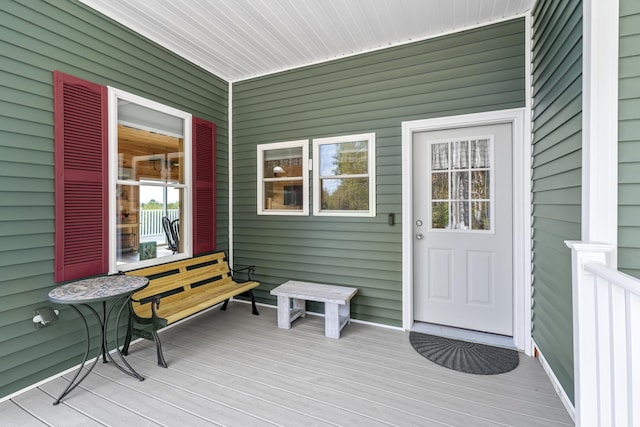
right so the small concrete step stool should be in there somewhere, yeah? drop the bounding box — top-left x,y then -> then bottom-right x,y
270,280 -> 358,338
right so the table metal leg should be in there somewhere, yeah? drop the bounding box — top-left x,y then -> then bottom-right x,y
103,294 -> 144,380
101,301 -> 108,363
52,304 -> 102,405
52,295 -> 143,405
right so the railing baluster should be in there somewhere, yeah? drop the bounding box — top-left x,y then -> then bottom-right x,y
610,281 -> 626,427
629,292 -> 640,426
566,241 -> 640,426
595,276 -> 612,425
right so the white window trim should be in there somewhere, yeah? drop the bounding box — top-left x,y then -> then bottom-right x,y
107,87 -> 192,273
312,132 -> 376,217
256,139 -> 309,216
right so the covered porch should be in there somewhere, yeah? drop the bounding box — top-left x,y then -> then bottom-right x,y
3,302 -> 572,426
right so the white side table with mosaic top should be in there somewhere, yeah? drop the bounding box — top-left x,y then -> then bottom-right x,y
48,274 -> 148,405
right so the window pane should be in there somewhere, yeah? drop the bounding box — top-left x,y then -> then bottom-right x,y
263,147 -> 303,178
432,202 -> 449,228
320,178 -> 369,210
116,185 -> 138,260
451,140 -> 469,169
118,99 -> 183,136
451,171 -> 469,200
472,201 -> 490,230
116,184 -> 183,264
320,141 -> 368,176
451,201 -> 469,229
471,171 -> 490,199
119,125 -> 184,184
264,180 -> 304,210
431,143 -> 448,170
471,139 -> 490,168
431,172 -> 448,200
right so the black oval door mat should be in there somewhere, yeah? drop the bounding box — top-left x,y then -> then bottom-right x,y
409,331 -> 519,375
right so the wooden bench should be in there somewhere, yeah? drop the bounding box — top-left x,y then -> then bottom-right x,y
270,280 -> 357,338
122,252 -> 259,367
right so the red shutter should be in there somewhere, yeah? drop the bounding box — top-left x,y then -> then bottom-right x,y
192,117 -> 216,254
53,71 -> 108,282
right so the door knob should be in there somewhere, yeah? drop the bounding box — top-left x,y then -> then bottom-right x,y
416,233 -> 424,240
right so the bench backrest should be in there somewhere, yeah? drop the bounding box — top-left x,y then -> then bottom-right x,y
125,252 -> 234,306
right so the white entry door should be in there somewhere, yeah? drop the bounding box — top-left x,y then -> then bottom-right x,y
413,123 -> 513,336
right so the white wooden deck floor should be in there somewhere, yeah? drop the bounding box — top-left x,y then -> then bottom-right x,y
2,302 -> 573,426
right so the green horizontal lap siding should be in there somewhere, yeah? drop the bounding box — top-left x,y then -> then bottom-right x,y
0,0 -> 227,399
233,20 -> 525,327
619,0 -> 640,277
531,0 -> 582,404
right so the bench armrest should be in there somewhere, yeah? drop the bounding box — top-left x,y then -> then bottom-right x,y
230,265 -> 256,282
130,295 -> 162,318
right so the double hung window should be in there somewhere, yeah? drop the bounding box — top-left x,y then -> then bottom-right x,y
312,133 -> 376,217
257,140 -> 309,215
109,88 -> 192,271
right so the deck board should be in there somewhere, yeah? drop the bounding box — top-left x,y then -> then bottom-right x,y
1,302 -> 573,426
151,321 -> 570,425
10,386 -> 101,426
171,311 -> 568,408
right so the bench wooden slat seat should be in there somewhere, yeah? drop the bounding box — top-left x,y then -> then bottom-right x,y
122,252 -> 259,367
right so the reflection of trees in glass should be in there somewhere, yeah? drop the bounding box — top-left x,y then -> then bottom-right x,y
430,139 -> 491,230
432,202 -> 449,228
451,201 -> 469,229
321,141 -> 369,210
472,201 -> 490,230
331,141 -> 367,174
471,171 -> 489,199
431,172 -> 448,199
321,179 -> 368,210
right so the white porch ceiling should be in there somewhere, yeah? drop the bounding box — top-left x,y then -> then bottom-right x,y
79,0 -> 534,82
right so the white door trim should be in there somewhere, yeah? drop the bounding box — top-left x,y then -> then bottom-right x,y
401,108 -> 532,355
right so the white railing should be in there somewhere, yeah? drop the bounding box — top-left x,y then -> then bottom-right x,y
567,241 -> 640,427
139,209 -> 179,239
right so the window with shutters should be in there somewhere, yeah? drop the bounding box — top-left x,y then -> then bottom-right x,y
54,71 -> 216,281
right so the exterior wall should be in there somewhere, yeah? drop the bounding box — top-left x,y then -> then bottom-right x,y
619,0 -> 640,277
0,0 -> 228,399
530,0 -> 583,404
233,20 -> 526,326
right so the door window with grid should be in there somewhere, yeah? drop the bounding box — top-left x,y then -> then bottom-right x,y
429,137 -> 493,231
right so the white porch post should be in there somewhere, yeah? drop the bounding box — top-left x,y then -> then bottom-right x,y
581,0 -> 619,261
565,1 -> 619,422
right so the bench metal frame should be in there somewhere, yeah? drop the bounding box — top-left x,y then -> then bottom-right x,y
122,252 -> 259,367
